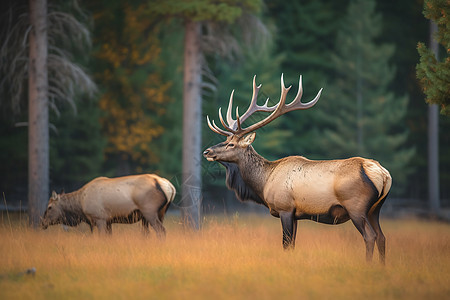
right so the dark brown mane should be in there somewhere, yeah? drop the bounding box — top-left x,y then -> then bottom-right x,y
218,161 -> 266,206
58,189 -> 90,227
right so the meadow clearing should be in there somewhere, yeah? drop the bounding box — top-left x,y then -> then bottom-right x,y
0,212 -> 449,300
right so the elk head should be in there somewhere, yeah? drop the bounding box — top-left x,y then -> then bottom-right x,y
41,191 -> 64,229
203,74 -> 323,162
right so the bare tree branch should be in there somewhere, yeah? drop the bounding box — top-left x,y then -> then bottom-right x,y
0,0 -> 96,119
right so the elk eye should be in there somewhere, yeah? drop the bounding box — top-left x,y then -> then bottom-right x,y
227,143 -> 235,148
48,206 -> 52,210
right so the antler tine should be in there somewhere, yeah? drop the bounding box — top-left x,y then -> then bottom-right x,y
279,73 -> 292,108
292,75 -> 304,106
236,106 -> 242,131
207,115 -> 232,136
231,75 -> 278,129
285,75 -> 323,110
227,75 -> 276,131
226,90 -> 235,128
237,74 -> 321,135
241,75 -> 263,121
218,107 -> 235,133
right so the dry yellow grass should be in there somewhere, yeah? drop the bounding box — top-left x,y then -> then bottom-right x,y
0,213 -> 449,299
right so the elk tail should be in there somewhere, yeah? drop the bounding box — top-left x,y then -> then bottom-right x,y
157,178 -> 176,203
155,178 -> 176,222
363,160 -> 392,214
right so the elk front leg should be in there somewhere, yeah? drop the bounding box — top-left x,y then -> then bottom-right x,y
141,218 -> 150,236
280,210 -> 297,250
96,219 -> 111,235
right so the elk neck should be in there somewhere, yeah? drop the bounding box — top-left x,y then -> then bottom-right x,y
236,146 -> 274,198
59,190 -> 89,225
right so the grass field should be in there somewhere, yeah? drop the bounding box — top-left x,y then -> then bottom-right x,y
0,212 -> 449,299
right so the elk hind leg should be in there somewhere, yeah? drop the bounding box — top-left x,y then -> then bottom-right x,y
368,197 -> 387,264
158,201 -> 171,223
280,210 -> 297,250
142,211 -> 166,240
349,213 -> 377,262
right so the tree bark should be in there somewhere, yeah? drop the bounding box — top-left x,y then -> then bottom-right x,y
181,20 -> 202,230
428,21 -> 440,214
28,0 -> 49,227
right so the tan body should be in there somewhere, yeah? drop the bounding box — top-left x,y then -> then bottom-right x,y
260,156 -> 391,219
42,174 -> 176,237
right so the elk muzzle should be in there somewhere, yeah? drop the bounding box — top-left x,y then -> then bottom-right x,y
203,148 -> 216,161
40,219 -> 49,230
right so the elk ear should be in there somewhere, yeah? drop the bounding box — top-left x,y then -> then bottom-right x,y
51,190 -> 58,198
240,132 -> 256,147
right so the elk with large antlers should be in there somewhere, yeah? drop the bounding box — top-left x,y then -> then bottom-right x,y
203,74 -> 392,264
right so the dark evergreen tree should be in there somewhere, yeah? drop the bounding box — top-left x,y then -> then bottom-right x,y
153,20 -> 184,180
377,0 -> 430,199
417,0 -> 450,115
263,0 -> 348,160
50,99 -> 105,190
316,0 -> 414,192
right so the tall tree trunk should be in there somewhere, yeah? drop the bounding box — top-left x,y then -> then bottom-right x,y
181,20 -> 202,229
428,21 -> 440,214
28,0 -> 49,227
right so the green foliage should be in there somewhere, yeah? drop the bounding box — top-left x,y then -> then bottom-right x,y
316,0 -> 414,191
267,0 -> 347,83
261,0 -> 348,160
147,0 -> 262,22
150,20 -> 184,180
88,1 -> 172,174
416,0 -> 450,115
50,99 -> 105,186
0,119 -> 28,199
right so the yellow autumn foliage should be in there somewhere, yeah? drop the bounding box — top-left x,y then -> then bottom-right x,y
93,3 -> 172,170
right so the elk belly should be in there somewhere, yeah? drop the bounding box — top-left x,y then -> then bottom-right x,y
293,194 -> 341,215
101,189 -> 139,217
291,180 -> 340,215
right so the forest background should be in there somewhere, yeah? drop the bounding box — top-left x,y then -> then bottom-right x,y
0,0 -> 448,215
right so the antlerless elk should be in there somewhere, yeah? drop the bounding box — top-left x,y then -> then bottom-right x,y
41,174 -> 175,238
203,74 -> 391,264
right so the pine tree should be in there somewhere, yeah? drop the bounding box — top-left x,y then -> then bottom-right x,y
317,0 -> 414,190
263,0 -> 348,160
268,0 -> 347,85
416,0 -> 450,115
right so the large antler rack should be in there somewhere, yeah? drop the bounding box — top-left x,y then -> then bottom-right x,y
207,74 -> 323,137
